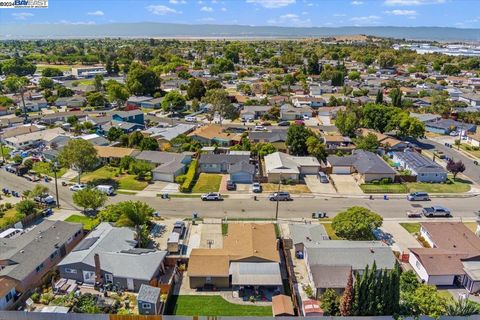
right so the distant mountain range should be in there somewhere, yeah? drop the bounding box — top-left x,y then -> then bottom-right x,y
1,23 -> 480,42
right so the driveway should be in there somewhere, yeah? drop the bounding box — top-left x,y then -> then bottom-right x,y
380,221 -> 422,253
304,175 -> 336,194
200,223 -> 223,249
135,181 -> 172,197
318,115 -> 331,126
329,174 -> 363,194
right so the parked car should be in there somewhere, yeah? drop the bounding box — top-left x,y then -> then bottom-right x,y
226,180 -> 236,191
312,211 -> 328,219
406,209 -> 422,218
303,115 -> 310,120
433,150 -> 445,159
251,182 -> 262,193
268,191 -> 292,201
185,116 -> 197,122
201,192 -> 223,201
96,185 -> 114,196
277,121 -> 290,127
5,164 -> 18,173
422,206 -> 451,217
407,192 -> 430,201
70,184 -> 87,192
253,125 -> 266,131
318,172 -> 329,183
34,194 -> 56,206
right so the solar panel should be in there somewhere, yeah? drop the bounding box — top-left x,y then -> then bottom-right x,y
73,237 -> 99,252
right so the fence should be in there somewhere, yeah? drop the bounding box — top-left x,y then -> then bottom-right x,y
394,175 -> 417,183
0,209 -> 45,234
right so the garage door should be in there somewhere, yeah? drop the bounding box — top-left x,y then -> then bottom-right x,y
332,166 -> 351,174
153,172 -> 174,182
230,172 -> 253,183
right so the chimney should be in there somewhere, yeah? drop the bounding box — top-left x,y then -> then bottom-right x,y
94,253 -> 103,284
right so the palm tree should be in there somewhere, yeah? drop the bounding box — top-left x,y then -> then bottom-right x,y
116,201 -> 154,248
446,299 -> 479,316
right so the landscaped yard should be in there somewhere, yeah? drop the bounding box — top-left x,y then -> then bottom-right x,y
361,178 -> 471,194
0,208 -> 19,229
321,222 -> 342,240
32,162 -> 67,178
360,183 -> 408,193
165,295 -> 272,316
400,223 -> 421,234
262,183 -> 311,194
191,173 -> 222,193
35,64 -> 74,72
76,166 -> 148,191
460,144 -> 480,159
65,214 -> 99,231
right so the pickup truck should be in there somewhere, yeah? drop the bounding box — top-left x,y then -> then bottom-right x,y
34,194 -> 56,206
24,173 -> 40,182
422,206 -> 451,217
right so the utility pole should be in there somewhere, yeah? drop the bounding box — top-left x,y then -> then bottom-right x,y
53,161 -> 60,208
170,102 -> 174,126
275,174 -> 281,221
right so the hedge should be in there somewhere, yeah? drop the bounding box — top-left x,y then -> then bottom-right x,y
180,159 -> 198,193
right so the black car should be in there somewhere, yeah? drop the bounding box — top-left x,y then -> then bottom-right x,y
278,121 -> 290,127
226,180 -> 236,191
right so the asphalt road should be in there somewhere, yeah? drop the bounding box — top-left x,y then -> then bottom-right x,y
1,169 -> 478,220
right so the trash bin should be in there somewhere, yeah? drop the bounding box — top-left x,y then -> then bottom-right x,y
384,195 -> 389,200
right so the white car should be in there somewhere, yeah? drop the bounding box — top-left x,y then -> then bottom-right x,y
201,192 -> 223,201
253,125 -> 266,131
70,184 -> 87,192
303,115 -> 310,120
251,183 -> 262,193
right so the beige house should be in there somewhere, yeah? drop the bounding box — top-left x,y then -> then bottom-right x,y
264,152 -> 320,183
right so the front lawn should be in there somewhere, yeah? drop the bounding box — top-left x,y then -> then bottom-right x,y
460,144 -> 480,159
191,173 -> 222,193
361,178 -> 471,194
165,295 -> 272,316
360,183 -> 408,194
65,214 -> 99,231
262,183 -> 311,194
400,223 -> 421,234
76,166 -> 148,191
321,222 -> 342,240
32,162 -> 67,178
0,208 -> 20,229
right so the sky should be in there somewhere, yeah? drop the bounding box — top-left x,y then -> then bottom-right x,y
1,0 -> 480,28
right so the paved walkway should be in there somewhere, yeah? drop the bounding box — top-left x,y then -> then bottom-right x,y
380,221 -> 422,253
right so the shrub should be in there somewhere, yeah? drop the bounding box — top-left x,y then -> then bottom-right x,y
180,160 -> 198,192
40,293 -> 54,305
380,178 -> 393,185
30,292 -> 40,303
304,284 -> 315,299
466,145 -> 472,151
417,235 -> 431,248
472,146 -> 480,151
175,175 -> 187,184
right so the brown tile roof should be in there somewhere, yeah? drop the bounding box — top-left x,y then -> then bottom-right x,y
357,128 -> 403,147
323,135 -> 349,143
0,126 -> 41,139
188,124 -> 241,142
187,250 -> 230,277
94,146 -> 139,158
409,248 -> 469,276
421,222 -> 480,254
272,294 -> 294,316
0,277 -> 18,298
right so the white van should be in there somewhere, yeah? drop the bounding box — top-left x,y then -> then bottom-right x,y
185,116 -> 197,122
96,185 -> 114,196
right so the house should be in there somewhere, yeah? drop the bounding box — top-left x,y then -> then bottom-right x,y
101,120 -> 144,133
188,124 -> 241,146
78,134 -> 109,146
240,105 -> 271,121
292,97 -> 326,109
71,66 -> 107,78
199,154 -> 254,183
326,150 -> 396,183
392,151 -> 447,183
272,294 -> 295,317
188,223 -> 282,292
424,118 -> 476,135
264,152 -> 320,183
55,96 -> 86,108
58,223 -> 169,292
126,96 -> 153,108
140,98 -> 163,109
357,128 -> 410,151
459,93 -> 480,107
322,135 -> 356,154
143,123 -> 196,149
466,129 -> 480,147
410,112 -> 442,123
409,222 -> 480,292
4,127 -> 66,149
0,124 -> 43,143
23,99 -> 48,112
94,146 -> 139,163
137,284 -> 161,315
0,220 -> 83,310
112,110 -> 144,125
248,130 -> 287,150
280,104 -> 312,121
304,240 -> 396,297
287,224 -> 329,252
134,151 -> 192,182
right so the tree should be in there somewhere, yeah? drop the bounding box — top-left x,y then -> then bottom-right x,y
375,90 -> 384,104
128,131 -> 144,148
446,159 -> 465,179
106,81 -> 129,107
39,77 -> 54,90
400,270 -> 420,295
119,155 -> 135,171
94,74 -> 104,91
442,63 -> 460,76
129,160 -> 153,180
140,137 -> 159,151
252,142 -> 276,157
332,206 -> 383,240
114,201 -> 154,248
16,199 -> 37,216
57,86 -> 74,97
202,89 -> 231,125
377,52 -> 396,68
403,285 -> 446,318
348,71 -> 360,80
389,88 -> 402,108
335,108 -> 360,137
3,75 -> 29,120
2,58 -> 36,76
106,127 -> 124,141
30,184 -> 49,198
446,299 -> 480,316
354,133 -> 380,152
161,90 -> 186,112
306,136 -> 327,161
58,139 -> 98,184
125,63 -> 160,96
187,78 -> 206,100
86,91 -> 105,107
340,272 -> 354,316
321,289 -> 340,316
286,125 -> 313,156
41,67 -> 63,77
306,53 -> 321,75
73,188 -> 107,213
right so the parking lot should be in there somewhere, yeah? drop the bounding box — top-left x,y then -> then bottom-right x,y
329,174 -> 363,194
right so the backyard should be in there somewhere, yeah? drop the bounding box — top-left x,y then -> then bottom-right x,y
65,214 -> 100,231
191,173 -> 222,193
262,183 -> 311,194
75,166 -> 148,191
321,222 -> 342,240
165,295 -> 272,316
361,177 -> 471,194
0,207 -> 19,229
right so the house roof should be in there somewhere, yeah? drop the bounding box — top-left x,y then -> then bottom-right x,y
94,146 -> 139,158
327,150 -> 396,175
357,128 -> 405,147
272,294 -> 294,316
0,125 -> 42,139
248,131 -> 287,143
421,222 -> 480,254
393,151 -> 446,174
264,152 -> 319,175
0,277 -> 19,298
138,284 -> 161,304
188,124 -> 241,142
144,123 -> 195,141
199,154 -> 249,165
409,248 -> 469,276
425,118 -> 476,131
310,265 -> 352,289
289,224 -> 329,245
229,262 -> 282,286
5,127 -> 66,145
229,160 -> 255,175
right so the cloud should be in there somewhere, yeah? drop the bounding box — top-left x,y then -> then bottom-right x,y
169,0 -> 186,3
350,15 -> 380,25
385,9 -> 417,16
246,0 -> 296,9
200,6 -> 214,11
268,13 -> 311,26
146,5 -> 181,15
384,0 -> 445,5
87,10 -> 104,16
12,12 -> 34,20
58,20 -> 96,25
220,7 -> 227,11
351,1 -> 363,5
333,13 -> 346,17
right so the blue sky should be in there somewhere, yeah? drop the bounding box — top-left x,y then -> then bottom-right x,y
1,0 -> 479,28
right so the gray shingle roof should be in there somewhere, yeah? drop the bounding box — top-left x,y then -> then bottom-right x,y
327,150 -> 396,175
229,160 -> 255,174
199,154 -> 249,165
393,151 -> 446,174
289,224 -> 329,245
310,265 -> 351,289
138,284 -> 161,304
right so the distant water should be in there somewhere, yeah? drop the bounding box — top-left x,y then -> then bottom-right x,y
395,44 -> 480,56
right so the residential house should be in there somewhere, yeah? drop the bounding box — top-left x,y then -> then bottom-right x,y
143,123 -> 196,149
466,129 -> 480,147
188,124 -> 241,146
0,220 -> 83,310
23,99 -> 48,112
357,128 -> 410,151
78,134 -> 110,146
58,223 -> 169,292
304,240 -> 396,297
292,97 -> 326,109
140,98 -> 163,109
287,224 -> 329,252
409,222 -> 480,292
280,104 -> 312,121
326,150 -> 396,183
0,125 -> 43,143
322,135 -> 356,154
137,284 -> 162,315
240,105 -> 270,121
188,223 -> 282,292
134,151 -> 192,182
55,96 -> 86,108
112,110 -> 145,126
4,127 -> 66,149
459,93 -> 480,107
248,130 -> 287,151
126,96 -> 153,108
94,146 -> 139,163
424,118 -> 476,135
264,152 -> 320,183
199,154 -> 254,183
71,66 -> 107,78
410,113 -> 442,123
392,151 -> 447,183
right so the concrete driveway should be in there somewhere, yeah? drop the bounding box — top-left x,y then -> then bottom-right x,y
304,175 -> 336,194
200,223 -> 223,249
380,221 -> 422,253
329,174 -> 363,194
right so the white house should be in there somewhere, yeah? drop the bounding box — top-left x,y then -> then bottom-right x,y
264,152 -> 320,183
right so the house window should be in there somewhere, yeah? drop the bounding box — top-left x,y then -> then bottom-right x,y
65,268 -> 77,274
67,236 -> 73,244
50,250 -> 59,260
415,260 -> 421,269
5,291 -> 13,302
142,303 -> 152,309
206,277 -> 212,283
36,263 -> 44,273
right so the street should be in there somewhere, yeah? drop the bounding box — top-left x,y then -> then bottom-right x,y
1,169 -> 479,220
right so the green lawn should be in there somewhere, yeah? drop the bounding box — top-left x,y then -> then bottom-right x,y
361,178 -> 471,194
0,145 -> 12,160
0,208 -> 20,229
460,144 -> 480,159
191,173 -> 222,193
360,184 -> 408,193
76,166 -> 148,191
400,223 -> 421,234
32,162 -> 67,178
165,295 -> 272,316
222,223 -> 228,235
321,222 -> 342,240
36,64 -> 73,72
65,214 -> 99,231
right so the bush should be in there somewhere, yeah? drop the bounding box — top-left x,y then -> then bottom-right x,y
417,235 -> 431,248
180,160 -> 198,193
380,178 -> 393,185
175,175 -> 187,184
466,145 -> 472,151
304,284 -> 315,299
31,292 -> 40,303
472,146 -> 480,151
40,293 -> 54,305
